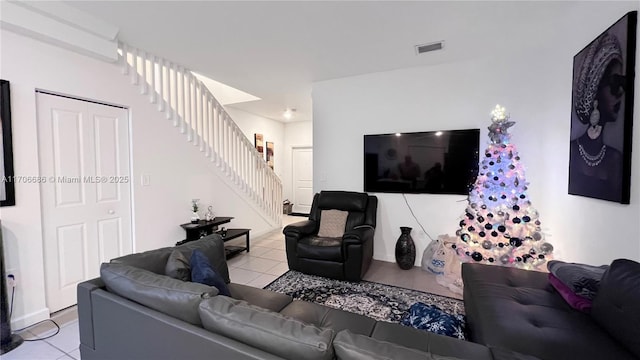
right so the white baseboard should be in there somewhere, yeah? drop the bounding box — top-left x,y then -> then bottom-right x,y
374,254 -> 396,263
10,307 -> 50,331
250,226 -> 280,240
374,254 -> 422,267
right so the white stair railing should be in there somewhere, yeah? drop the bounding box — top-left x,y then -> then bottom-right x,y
119,42 -> 282,225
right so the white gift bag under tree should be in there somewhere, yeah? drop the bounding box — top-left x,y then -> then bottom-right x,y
421,234 -> 463,294
435,234 -> 464,295
421,235 -> 450,275
421,238 -> 442,274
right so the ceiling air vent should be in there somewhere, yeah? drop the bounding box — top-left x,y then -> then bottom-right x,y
415,41 -> 444,55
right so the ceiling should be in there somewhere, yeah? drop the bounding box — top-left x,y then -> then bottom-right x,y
64,1 -> 591,123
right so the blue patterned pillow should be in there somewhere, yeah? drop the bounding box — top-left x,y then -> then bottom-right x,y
190,249 -> 231,296
400,302 -> 465,340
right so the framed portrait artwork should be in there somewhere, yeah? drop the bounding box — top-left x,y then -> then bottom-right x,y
568,11 -> 637,204
266,141 -> 274,170
1,79 -> 16,207
254,133 -> 264,159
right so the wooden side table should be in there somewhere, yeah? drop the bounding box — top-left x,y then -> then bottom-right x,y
217,228 -> 251,259
176,217 -> 233,245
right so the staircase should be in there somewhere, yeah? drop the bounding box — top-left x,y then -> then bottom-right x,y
118,42 -> 282,226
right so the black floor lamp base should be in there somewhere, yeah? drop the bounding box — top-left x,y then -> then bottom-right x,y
0,334 -> 23,354
1,221 -> 24,355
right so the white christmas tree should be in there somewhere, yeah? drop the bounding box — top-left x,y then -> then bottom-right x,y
451,105 -> 554,270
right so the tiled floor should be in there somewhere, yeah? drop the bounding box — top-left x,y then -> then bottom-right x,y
3,215 -> 459,359
2,306 -> 80,360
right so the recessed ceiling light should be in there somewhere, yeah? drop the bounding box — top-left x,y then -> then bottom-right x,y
435,131 -> 443,136
395,133 -> 401,137
284,108 -> 296,119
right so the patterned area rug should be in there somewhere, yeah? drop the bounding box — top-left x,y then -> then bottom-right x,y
264,270 -> 465,328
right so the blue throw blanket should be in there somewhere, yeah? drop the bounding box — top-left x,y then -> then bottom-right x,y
400,302 -> 466,340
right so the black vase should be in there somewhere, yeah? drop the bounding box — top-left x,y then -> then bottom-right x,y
395,227 -> 416,270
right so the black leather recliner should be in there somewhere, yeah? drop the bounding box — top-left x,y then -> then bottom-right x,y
283,191 -> 378,281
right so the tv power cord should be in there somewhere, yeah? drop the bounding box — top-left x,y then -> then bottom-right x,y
7,275 -> 61,341
402,193 -> 436,241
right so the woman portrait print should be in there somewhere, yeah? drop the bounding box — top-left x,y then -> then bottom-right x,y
568,15 -> 634,204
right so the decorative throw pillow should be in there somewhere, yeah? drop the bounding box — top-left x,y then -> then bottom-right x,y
400,302 -> 465,340
317,209 -> 349,238
178,237 -> 231,284
548,273 -> 592,313
547,260 -> 608,300
191,249 -> 231,296
165,249 -> 191,281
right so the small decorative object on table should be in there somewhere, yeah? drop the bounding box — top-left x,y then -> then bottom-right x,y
220,227 -> 228,238
396,226 -> 416,270
205,206 -> 214,221
190,199 -> 200,224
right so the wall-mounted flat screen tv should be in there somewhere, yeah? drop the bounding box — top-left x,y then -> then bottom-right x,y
364,129 -> 480,195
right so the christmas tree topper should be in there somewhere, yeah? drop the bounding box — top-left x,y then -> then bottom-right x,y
491,104 -> 508,122
488,104 -> 515,144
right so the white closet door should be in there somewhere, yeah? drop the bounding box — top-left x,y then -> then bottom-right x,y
37,93 -> 132,312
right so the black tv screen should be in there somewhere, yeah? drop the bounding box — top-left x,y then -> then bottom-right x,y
364,129 -> 480,194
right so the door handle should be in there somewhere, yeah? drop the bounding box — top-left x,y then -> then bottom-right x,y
108,210 -> 115,215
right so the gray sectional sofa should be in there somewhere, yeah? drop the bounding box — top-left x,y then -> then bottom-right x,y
462,260 -> 640,360
77,234 -> 534,360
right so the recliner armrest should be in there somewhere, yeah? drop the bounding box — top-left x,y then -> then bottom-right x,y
342,226 -> 374,244
283,220 -> 318,240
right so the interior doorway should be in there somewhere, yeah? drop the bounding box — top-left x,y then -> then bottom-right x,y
37,92 -> 133,312
291,146 -> 313,214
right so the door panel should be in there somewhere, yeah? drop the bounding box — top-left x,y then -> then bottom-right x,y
94,115 -> 120,202
292,147 -> 313,214
56,223 -> 86,288
52,109 -> 85,206
38,93 -> 132,312
97,218 -> 122,264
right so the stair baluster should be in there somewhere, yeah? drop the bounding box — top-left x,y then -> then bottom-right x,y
117,42 -> 282,225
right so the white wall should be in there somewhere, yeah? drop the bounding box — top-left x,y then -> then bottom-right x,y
0,29 -> 274,328
312,3 -> 640,266
282,121 -> 313,202
225,106 -> 284,178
